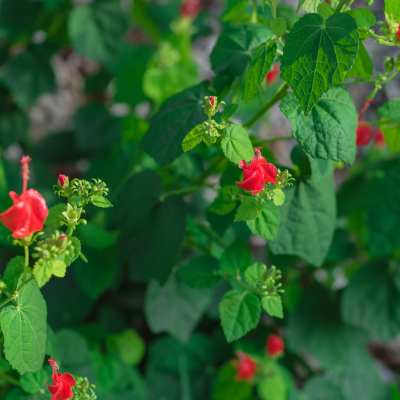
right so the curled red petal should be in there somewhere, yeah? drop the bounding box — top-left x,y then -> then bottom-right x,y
238,160 -> 248,169
236,169 -> 264,194
59,373 -> 77,388
243,168 -> 255,181
46,381 -> 60,396
259,163 -> 278,184
0,200 -> 27,233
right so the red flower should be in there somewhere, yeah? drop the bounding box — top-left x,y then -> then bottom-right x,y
46,372 -> 76,400
356,120 -> 373,146
60,234 -> 67,240
180,0 -> 202,19
58,175 -> 68,187
266,334 -> 285,357
231,351 -> 257,381
374,128 -> 386,148
396,22 -> 400,40
265,64 -> 280,86
236,147 -> 277,195
209,96 -> 215,106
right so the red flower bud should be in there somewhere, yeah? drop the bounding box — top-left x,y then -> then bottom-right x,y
396,21 -> 400,40
265,64 -> 280,86
356,120 -> 373,147
60,234 -> 67,240
209,96 -> 215,106
236,151 -> 277,195
0,189 -> 48,239
231,351 -> 257,381
58,175 -> 68,187
180,0 -> 202,19
373,128 -> 386,148
266,334 -> 285,357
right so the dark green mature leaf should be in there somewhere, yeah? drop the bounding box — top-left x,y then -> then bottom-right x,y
0,274 -> 47,374
220,239 -> 252,274
346,41 -> 373,80
244,41 -> 277,104
234,196 -> 263,221
5,389 -> 48,400
385,0 -> 400,20
20,369 -> 49,394
378,99 -> 400,121
341,261 -> 400,341
209,185 -> 238,215
77,222 -> 116,249
246,200 -> 280,240
280,86 -> 357,164
0,48 -> 55,110
0,109 -> 29,148
145,274 -> 212,343
222,0 -> 249,21
269,175 -> 336,267
280,13 -> 359,115
2,256 -> 25,292
45,204 -> 65,226
298,0 -> 324,13
141,81 -> 211,166
178,255 -> 222,288
74,105 -> 120,152
211,24 -> 273,77
68,1 -> 129,65
214,363 -> 252,400
221,124 -> 254,164
219,289 -> 261,342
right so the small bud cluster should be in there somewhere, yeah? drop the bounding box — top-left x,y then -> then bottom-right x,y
60,203 -> 87,228
261,169 -> 294,201
379,14 -> 400,44
33,230 -> 72,261
72,376 -> 97,400
203,96 -> 225,117
259,265 -> 283,296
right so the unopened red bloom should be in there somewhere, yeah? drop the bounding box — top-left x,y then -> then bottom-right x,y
266,334 -> 285,357
180,0 -> 202,19
356,120 -> 373,146
60,234 -> 67,240
58,175 -> 68,187
231,351 -> 257,381
46,358 -> 76,400
209,96 -> 215,106
236,147 -> 277,195
374,128 -> 386,148
396,22 -> 400,40
265,64 -> 280,86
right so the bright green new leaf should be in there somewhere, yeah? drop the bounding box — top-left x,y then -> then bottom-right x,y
182,123 -> 204,152
91,196 -> 113,208
33,259 -> 66,288
298,0 -> 324,13
222,0 -> 249,21
257,364 -> 286,400
59,237 -> 81,267
269,175 -> 336,267
234,196 -> 263,221
280,86 -> 357,164
273,189 -> 285,206
220,239 -> 252,274
385,0 -> 400,20
221,104 -> 239,121
219,289 -> 261,342
347,8 -> 376,30
281,13 -> 359,115
209,185 -> 238,216
380,118 -> 400,153
346,41 -> 373,80
244,262 -> 266,286
141,82 -> 212,166
243,41 -> 277,104
221,124 -> 254,164
107,329 -> 146,366
20,369 -> 49,394
178,255 -> 222,288
378,99 -> 400,121
68,2 -> 129,65
145,274 -> 212,343
246,200 -> 280,240
45,204 -> 65,226
211,24 -> 273,77
0,274 -> 47,374
261,296 -> 283,318
269,17 -> 287,37
3,256 -> 25,292
213,363 -> 252,400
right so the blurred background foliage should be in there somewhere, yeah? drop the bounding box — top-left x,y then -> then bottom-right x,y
0,0 -> 399,399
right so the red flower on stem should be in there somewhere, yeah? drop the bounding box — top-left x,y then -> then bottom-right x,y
266,334 -> 285,357
58,174 -> 68,187
231,351 -> 258,381
236,147 -> 277,195
0,156 -> 48,239
180,0 -> 202,19
356,121 -> 373,147
265,64 -> 280,86
46,358 -> 76,400
209,96 -> 215,106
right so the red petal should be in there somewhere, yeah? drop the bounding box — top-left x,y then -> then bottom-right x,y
356,122 -> 373,146
9,191 -> 19,204
259,163 -> 278,184
0,199 -> 27,233
46,382 -> 60,396
60,373 -> 77,387
238,160 -> 248,169
236,169 -> 264,194
50,381 -> 73,400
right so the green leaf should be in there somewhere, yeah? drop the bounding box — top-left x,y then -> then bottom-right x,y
219,289 -> 261,342
178,255 -> 222,288
0,274 -> 47,374
269,175 -> 336,267
273,189 -> 285,206
2,256 -> 25,292
182,123 -> 204,152
68,2 -> 129,65
298,0 -> 324,13
244,262 -> 266,286
347,8 -> 376,30
269,17 -> 287,37
91,196 -> 113,208
33,259 -> 66,289
381,118 -> 400,154
317,4 -> 334,19
378,99 -> 400,121
261,296 -> 283,318
220,239 -> 252,274
280,86 -> 357,164
385,0 -> 400,20
106,329 -> 146,366
222,0 -> 249,21
145,274 -> 212,343
234,196 -> 263,222
90,349 -> 120,394
45,204 -> 65,226
221,104 -> 239,122
221,124 -> 254,164
281,13 -> 359,115
211,24 -> 273,77
213,363 -> 253,400
341,261 -> 400,341
257,364 -> 286,400
141,82 -> 212,166
346,41 -> 373,80
246,200 -> 280,240
6,389 -> 48,400
0,47 -> 55,110
209,185 -> 238,215
0,109 -> 29,149
243,41 -> 277,104
77,222 -> 116,249
20,369 -> 49,394
61,237 -> 81,267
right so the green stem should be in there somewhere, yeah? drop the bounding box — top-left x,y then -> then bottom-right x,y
16,276 -> 34,292
0,372 -> 21,386
66,226 -> 73,237
358,120 -> 382,126
23,246 -> 29,282
358,29 -> 396,46
258,87 -> 265,106
276,49 -> 283,56
79,252 -> 88,263
198,222 -> 229,248
244,82 -> 288,129
277,38 -> 285,48
333,0 -> 348,13
251,0 -> 258,23
160,185 -> 206,201
232,74 -> 244,104
228,275 -> 260,294
263,135 -> 293,143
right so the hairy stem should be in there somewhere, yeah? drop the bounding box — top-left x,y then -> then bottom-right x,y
263,135 -> 293,143
251,0 -> 258,23
160,184 -> 206,201
0,372 -> 21,386
23,246 -> 29,282
358,29 -> 396,46
79,252 -> 89,263
334,0 -> 348,13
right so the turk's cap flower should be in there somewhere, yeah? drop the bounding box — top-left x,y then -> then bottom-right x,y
58,175 -> 69,188
180,0 -> 202,19
266,334 -> 285,357
231,351 -> 258,381
265,64 -> 280,86
356,121 -> 373,147
46,372 -> 77,400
